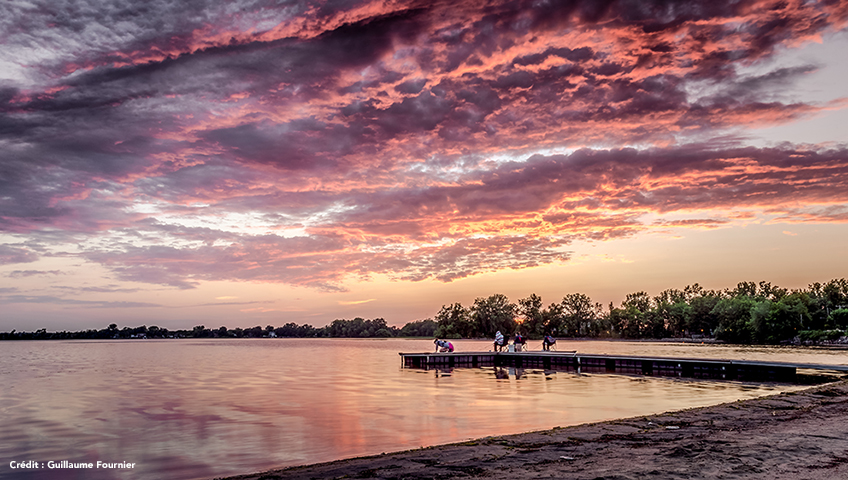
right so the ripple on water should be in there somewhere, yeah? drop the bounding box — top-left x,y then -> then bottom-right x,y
0,338 -> 830,480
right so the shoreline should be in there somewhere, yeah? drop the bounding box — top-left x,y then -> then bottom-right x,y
219,379 -> 848,480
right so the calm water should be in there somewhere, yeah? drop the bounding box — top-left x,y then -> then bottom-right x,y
1,339 -> 844,480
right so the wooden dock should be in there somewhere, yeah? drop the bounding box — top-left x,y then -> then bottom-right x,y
399,351 -> 848,382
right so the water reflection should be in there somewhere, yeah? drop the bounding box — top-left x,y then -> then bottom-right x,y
1,339 -> 837,480
435,366 -> 536,381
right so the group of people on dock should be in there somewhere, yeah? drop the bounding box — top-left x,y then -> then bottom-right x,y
433,333 -> 556,352
495,331 -> 556,351
494,330 -> 527,351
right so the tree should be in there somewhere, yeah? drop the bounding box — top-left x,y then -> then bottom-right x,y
757,281 -> 788,301
324,317 -> 394,337
192,325 -> 211,338
274,323 -> 319,337
367,318 -> 391,337
655,288 -> 687,305
711,296 -> 756,344
643,310 -> 668,339
622,291 -> 652,313
809,278 -> 848,327
683,283 -> 704,301
101,323 -> 120,339
373,327 -> 394,338
728,281 -> 758,298
540,301 -> 565,335
609,292 -> 654,338
653,291 -> 690,337
750,298 -> 804,344
399,319 -> 438,337
275,323 -> 300,337
830,309 -> 848,329
517,294 -> 545,337
434,303 -> 473,338
687,292 -> 722,336
244,325 -> 263,337
471,294 -> 516,337
606,303 -> 631,337
560,293 -> 600,336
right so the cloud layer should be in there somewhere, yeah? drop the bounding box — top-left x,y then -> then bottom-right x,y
1,0 -> 847,291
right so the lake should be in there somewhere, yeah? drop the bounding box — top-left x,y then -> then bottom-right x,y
1,338 -> 844,480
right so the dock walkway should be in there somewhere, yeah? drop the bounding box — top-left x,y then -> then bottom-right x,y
399,351 -> 848,382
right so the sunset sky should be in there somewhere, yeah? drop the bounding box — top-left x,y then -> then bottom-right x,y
1,0 -> 847,331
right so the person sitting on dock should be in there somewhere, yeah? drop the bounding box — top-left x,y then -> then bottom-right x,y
514,332 -> 527,351
493,331 -> 506,352
434,339 -> 454,353
542,334 -> 556,351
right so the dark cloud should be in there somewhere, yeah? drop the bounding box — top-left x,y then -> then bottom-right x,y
395,78 -> 427,94
7,270 -> 64,278
188,300 -> 274,307
0,245 -> 39,264
0,0 -> 845,291
62,143 -> 848,289
513,46 -> 595,66
201,119 -> 376,170
772,205 -> 848,223
81,234 -> 355,290
327,143 -> 848,236
0,294 -> 160,308
52,285 -> 142,294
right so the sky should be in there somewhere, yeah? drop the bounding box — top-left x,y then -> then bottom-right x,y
1,0 -> 847,331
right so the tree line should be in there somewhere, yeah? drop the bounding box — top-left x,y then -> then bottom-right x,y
2,279 -> 846,345
0,318 -> 437,341
430,279 -> 848,345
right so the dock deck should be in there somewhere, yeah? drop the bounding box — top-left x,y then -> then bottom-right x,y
399,351 -> 848,382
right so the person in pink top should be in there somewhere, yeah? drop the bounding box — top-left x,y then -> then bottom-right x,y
434,339 -> 454,352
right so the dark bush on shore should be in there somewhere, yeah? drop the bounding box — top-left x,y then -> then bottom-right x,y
830,309 -> 848,329
399,319 -> 437,337
797,330 -> 847,344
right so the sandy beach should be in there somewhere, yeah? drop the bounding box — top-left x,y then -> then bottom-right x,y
220,379 -> 848,480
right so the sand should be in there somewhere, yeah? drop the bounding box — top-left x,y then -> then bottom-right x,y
220,380 -> 848,480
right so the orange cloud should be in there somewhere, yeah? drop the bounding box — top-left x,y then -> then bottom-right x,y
3,0 -> 847,292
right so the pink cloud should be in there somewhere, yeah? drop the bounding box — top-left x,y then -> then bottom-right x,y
2,0 -> 847,292
58,143 -> 846,289
0,245 -> 39,265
